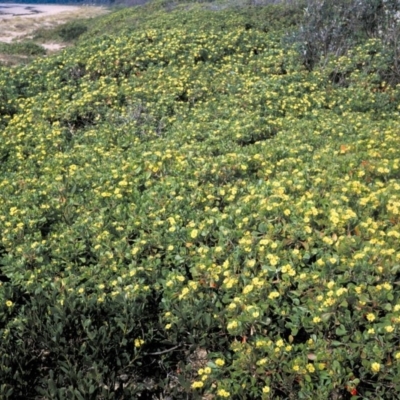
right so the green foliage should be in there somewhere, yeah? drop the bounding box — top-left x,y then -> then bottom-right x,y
58,21 -> 89,42
0,1 -> 400,399
0,41 -> 46,56
33,20 -> 90,43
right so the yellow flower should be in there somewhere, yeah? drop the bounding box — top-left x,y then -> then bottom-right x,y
134,338 -> 145,348
190,229 -> 198,239
385,325 -> 394,333
179,287 -> 190,300
395,352 -> 400,359
243,285 -> 254,294
5,300 -> 13,307
268,291 -> 280,299
327,281 -> 335,289
306,363 -> 315,373
217,389 -> 230,397
366,313 -> 376,322
371,362 -> 380,373
204,367 -> 211,374
191,381 -> 204,389
215,358 -> 225,367
227,320 -> 239,330
246,259 -> 256,268
313,316 -> 321,323
262,385 -> 271,393
293,365 -> 300,372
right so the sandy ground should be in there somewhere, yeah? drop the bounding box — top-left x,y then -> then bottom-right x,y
0,3 -> 109,51
0,3 -> 81,19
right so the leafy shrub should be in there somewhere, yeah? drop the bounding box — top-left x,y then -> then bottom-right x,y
0,41 -> 46,56
57,21 -> 89,42
33,21 -> 89,44
0,2 -> 400,399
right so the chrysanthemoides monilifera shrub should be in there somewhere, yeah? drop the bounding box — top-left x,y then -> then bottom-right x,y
0,2 -> 400,399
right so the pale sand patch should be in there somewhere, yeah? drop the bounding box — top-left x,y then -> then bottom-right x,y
41,42 -> 65,51
0,4 -> 109,45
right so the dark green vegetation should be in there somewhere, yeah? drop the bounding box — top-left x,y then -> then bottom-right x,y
32,20 -> 89,43
0,0 -> 400,398
0,41 -> 46,56
0,41 -> 47,67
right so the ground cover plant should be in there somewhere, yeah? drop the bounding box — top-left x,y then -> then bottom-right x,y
0,0 -> 400,398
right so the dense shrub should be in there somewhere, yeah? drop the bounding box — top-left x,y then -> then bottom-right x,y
57,21 -> 89,42
0,41 -> 46,56
33,20 -> 90,44
0,1 -> 400,399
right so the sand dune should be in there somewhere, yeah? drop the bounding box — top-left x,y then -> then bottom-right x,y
0,3 -> 108,47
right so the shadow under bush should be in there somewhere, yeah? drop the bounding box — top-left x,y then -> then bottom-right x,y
0,287 -> 183,399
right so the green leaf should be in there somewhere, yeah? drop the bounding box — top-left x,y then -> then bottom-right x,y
335,325 -> 347,336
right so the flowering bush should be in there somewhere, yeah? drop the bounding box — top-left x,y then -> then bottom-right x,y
0,1 -> 399,398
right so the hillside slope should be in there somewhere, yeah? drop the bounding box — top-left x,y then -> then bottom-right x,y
0,2 -> 400,399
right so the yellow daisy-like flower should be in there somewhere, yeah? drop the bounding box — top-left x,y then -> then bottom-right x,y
268,291 -> 280,299
5,300 -> 13,307
217,389 -> 230,397
371,362 -> 380,373
262,385 -> 271,393
306,363 -> 315,373
134,338 -> 145,348
215,358 -> 225,367
190,229 -> 198,239
227,320 -> 238,330
191,381 -> 204,389
366,313 -> 376,322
